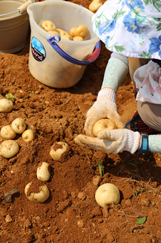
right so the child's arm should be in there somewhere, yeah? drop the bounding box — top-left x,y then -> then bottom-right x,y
101,53 -> 129,92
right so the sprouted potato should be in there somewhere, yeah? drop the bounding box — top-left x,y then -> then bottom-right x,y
0,140 -> 19,158
0,125 -> 16,140
0,99 -> 13,113
11,118 -> 26,134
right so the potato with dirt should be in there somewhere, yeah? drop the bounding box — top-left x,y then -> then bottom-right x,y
25,181 -> 50,203
50,141 -> 68,161
37,162 -> 50,182
0,140 -> 19,158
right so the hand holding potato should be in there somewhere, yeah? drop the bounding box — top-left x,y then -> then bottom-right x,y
84,88 -> 124,136
75,128 -> 140,154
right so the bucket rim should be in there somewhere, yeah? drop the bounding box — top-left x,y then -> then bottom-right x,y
0,0 -> 34,21
27,0 -> 100,45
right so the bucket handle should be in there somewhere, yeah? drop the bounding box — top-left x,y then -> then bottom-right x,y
47,35 -> 101,66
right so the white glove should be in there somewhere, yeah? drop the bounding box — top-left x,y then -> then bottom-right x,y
75,129 -> 141,154
84,88 -> 124,136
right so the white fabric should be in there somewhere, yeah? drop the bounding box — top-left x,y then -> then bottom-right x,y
92,0 -> 161,59
134,60 -> 161,104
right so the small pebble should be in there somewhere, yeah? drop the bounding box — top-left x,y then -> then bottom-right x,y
71,191 -> 78,198
93,175 -> 101,186
5,214 -> 12,223
78,192 -> 86,200
77,220 -> 84,228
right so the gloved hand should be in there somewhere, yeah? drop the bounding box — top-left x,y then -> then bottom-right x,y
75,129 -> 141,154
84,88 -> 124,136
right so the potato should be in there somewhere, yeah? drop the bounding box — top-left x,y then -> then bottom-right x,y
48,30 -> 60,36
93,118 -> 117,137
50,141 -> 68,161
25,182 -> 50,203
0,125 -> 16,140
89,0 -> 103,12
37,162 -> 50,181
70,25 -> 88,39
0,140 -> 19,158
40,20 -> 56,32
73,36 -> 84,41
11,118 -> 26,134
0,99 -> 13,113
95,183 -> 120,209
22,126 -> 36,142
56,29 -> 73,40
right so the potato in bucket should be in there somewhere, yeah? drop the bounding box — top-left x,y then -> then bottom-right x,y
27,1 -> 100,88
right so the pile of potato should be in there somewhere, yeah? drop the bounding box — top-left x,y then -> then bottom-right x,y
0,118 -> 36,159
40,20 -> 89,41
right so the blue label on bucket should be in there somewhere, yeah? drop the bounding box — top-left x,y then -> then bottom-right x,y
31,37 -> 46,61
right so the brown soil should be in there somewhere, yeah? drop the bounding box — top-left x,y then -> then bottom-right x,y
0,1 -> 161,242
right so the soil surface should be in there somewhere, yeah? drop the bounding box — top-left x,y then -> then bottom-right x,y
1,1 -> 161,242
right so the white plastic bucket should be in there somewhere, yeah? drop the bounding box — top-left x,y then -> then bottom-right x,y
27,1 -> 100,88
0,0 -> 34,53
